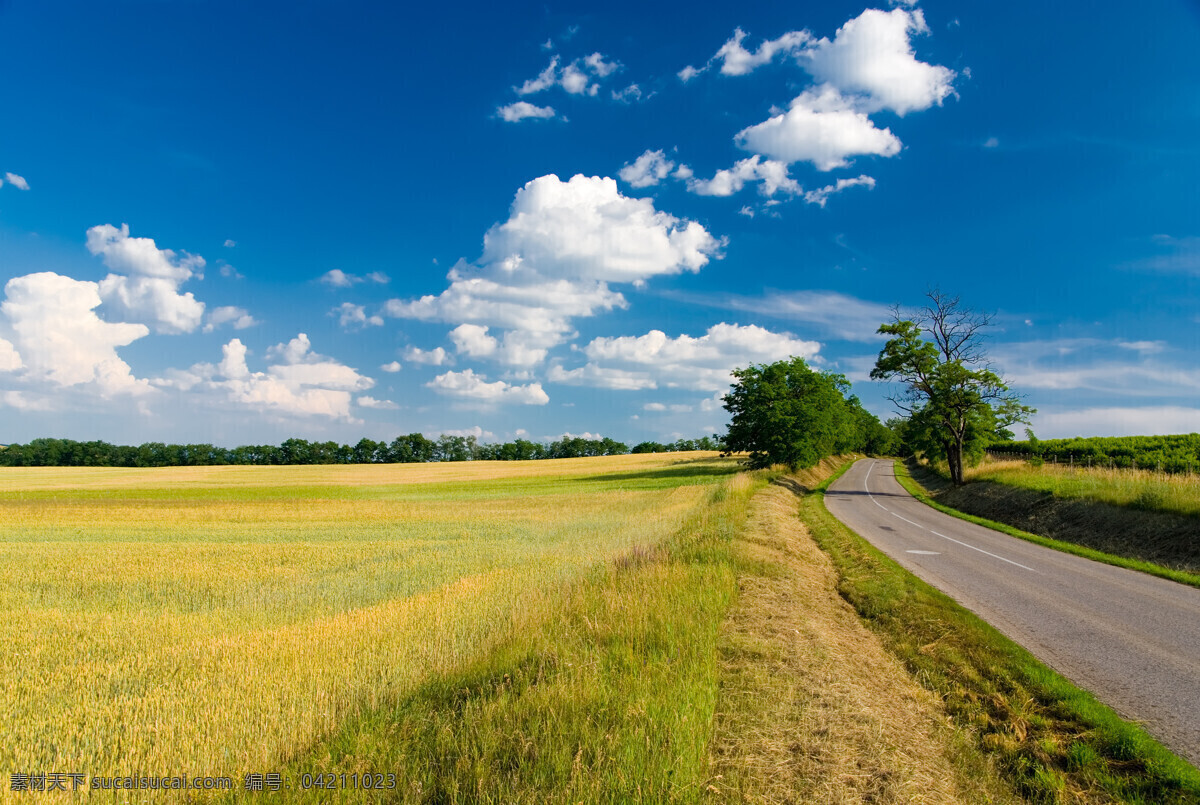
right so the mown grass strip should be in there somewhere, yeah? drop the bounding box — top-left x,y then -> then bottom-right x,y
892,460 -> 1200,590
807,462 -> 1200,804
266,471 -> 769,804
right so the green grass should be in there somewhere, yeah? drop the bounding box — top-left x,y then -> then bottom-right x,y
892,460 -> 1200,590
974,460 -> 1200,519
0,455 -> 744,791
265,471 -> 768,803
805,462 -> 1200,803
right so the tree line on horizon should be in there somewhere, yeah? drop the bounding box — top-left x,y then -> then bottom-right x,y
0,433 -> 725,468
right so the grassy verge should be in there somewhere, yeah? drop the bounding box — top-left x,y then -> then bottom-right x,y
893,460 -> 1200,590
268,471 -> 768,803
708,459 -> 1017,804
970,458 -> 1200,519
806,462 -> 1200,803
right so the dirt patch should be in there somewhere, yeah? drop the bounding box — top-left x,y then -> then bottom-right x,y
924,471 -> 1200,574
707,479 -> 1014,804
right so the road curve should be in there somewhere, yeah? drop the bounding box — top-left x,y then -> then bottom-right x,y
824,458 -> 1200,767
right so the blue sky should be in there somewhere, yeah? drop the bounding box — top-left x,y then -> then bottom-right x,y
1,0 -> 1198,447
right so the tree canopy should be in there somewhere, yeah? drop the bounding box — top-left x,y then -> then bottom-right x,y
722,357 -> 889,469
871,291 -> 1033,485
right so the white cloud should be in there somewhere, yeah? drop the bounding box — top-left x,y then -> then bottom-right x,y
498,101 -> 557,122
799,8 -> 956,116
992,338 -> 1200,397
161,335 -> 373,421
480,174 -> 719,283
611,84 -> 644,103
546,363 -> 657,390
735,86 -> 902,171
685,289 -> 892,342
686,155 -> 800,197
449,323 -> 499,358
555,323 -> 821,392
86,223 -> 202,281
203,305 -> 257,333
219,263 -> 244,279
677,65 -> 702,82
85,223 -> 206,334
332,302 -> 384,329
385,174 -> 722,367
713,27 -> 812,76
3,172 -> 30,190
560,61 -> 592,94
426,369 -> 549,405
1,272 -> 151,396
320,269 -> 389,287
983,137 -> 999,149
514,53 -> 619,99
402,345 -> 452,366
1124,235 -> 1200,275
803,174 -> 876,206
439,425 -> 495,439
380,360 -> 403,373
516,57 -> 561,95
0,337 -> 23,371
223,239 -> 237,248
1,391 -> 55,411
1031,407 -> 1200,439
583,52 -> 620,77
619,149 -> 676,188
357,395 -> 398,410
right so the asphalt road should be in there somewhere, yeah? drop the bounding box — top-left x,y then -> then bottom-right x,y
824,458 -> 1200,768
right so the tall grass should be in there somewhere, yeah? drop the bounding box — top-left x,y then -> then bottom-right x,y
966,458 -> 1200,518
0,454 -> 739,795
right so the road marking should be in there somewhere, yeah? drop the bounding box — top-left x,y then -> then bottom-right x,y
860,460 -> 1039,574
906,550 -> 941,555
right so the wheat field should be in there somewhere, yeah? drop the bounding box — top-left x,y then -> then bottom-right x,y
0,453 -> 737,793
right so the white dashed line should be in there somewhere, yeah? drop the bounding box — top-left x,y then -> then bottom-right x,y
860,460 -> 1039,574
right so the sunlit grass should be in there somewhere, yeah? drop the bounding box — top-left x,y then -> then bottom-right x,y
966,458 -> 1200,518
0,453 -> 738,790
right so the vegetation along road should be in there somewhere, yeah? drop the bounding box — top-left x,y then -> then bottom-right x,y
825,457 -> 1200,768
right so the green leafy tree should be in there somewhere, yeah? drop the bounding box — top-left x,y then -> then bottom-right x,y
723,357 -> 862,469
871,291 -> 1034,485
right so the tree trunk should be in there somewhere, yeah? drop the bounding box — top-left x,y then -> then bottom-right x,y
947,439 -> 965,486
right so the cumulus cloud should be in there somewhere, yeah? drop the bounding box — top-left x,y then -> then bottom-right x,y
497,101 -> 557,122
713,28 -> 812,75
546,363 -> 657,390
735,86 -> 902,170
799,8 -> 956,116
803,174 -> 876,206
402,346 -> 451,366
552,323 -> 821,392
385,174 -> 722,367
619,149 -> 676,188
203,305 -> 257,333
86,223 -> 206,334
158,334 -> 373,421
687,155 -> 801,197
2,172 -> 30,190
357,395 -> 398,409
449,323 -> 499,358
332,302 -> 384,329
320,269 -> 389,287
380,360 -> 402,372
426,369 -> 549,405
514,53 -> 621,99
1,272 -> 151,396
0,337 -> 23,371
